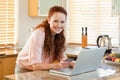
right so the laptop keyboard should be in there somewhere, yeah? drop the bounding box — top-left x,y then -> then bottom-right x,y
59,68 -> 72,73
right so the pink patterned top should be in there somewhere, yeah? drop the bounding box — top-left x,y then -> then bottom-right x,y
16,28 -> 67,70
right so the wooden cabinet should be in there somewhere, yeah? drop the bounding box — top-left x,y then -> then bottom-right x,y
4,57 -> 16,75
28,0 -> 38,16
28,0 -> 66,16
0,59 -> 4,80
112,0 -> 120,16
0,56 -> 16,80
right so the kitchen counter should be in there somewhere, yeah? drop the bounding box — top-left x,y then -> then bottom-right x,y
0,48 -> 21,58
4,62 -> 120,80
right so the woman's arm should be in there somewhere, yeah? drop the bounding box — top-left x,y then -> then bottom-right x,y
32,61 -> 70,70
32,63 -> 60,70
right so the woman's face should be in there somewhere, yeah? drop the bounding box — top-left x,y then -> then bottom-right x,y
48,12 -> 66,36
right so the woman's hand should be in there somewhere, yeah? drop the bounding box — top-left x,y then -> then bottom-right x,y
69,61 -> 76,68
52,59 -> 75,69
59,60 -> 70,68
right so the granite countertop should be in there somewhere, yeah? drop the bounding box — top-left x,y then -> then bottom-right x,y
3,45 -> 120,80
4,63 -> 120,80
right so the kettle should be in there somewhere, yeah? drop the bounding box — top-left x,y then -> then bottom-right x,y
97,35 -> 112,53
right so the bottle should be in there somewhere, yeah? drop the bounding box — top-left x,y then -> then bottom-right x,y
82,27 -> 88,48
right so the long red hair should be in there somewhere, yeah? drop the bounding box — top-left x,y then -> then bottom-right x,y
34,6 -> 67,62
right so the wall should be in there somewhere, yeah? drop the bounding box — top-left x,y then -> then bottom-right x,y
15,0 -> 46,47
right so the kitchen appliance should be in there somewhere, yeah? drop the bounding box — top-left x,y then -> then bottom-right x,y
97,35 -> 112,53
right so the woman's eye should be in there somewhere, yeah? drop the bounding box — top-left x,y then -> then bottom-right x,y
53,20 -> 65,24
54,20 -> 58,22
61,21 -> 64,23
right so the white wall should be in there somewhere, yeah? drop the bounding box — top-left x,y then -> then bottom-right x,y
16,0 -> 46,47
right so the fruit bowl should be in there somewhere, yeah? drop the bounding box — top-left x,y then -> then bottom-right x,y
104,53 -> 120,65
104,60 -> 120,65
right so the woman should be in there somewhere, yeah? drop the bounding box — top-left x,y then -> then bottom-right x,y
15,6 -> 71,73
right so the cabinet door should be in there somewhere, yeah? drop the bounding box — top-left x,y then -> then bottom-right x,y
28,0 -> 38,16
28,0 -> 65,16
4,57 -> 16,76
113,0 -> 120,16
0,59 -> 4,80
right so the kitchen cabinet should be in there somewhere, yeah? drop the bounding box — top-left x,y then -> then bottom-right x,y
28,0 -> 66,16
0,59 -> 4,80
112,0 -> 120,16
4,57 -> 16,75
0,56 -> 16,80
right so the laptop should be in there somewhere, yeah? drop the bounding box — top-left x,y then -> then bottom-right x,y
49,47 -> 106,76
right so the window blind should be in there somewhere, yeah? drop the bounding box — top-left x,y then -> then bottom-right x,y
67,0 -> 119,47
0,0 -> 15,47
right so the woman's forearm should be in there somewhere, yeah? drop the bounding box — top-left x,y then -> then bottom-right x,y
28,60 -> 70,71
32,63 -> 61,70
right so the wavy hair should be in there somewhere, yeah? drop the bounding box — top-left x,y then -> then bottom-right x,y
34,6 -> 67,62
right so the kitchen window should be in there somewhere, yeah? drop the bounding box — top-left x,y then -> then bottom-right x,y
67,0 -> 119,47
0,0 -> 15,47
